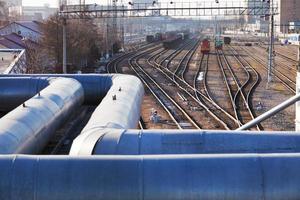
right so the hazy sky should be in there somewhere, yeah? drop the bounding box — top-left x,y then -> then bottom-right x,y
23,0 -> 59,7
22,0 -> 245,7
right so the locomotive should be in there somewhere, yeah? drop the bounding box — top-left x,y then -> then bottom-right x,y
201,39 -> 210,54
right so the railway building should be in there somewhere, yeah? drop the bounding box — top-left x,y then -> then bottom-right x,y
275,0 -> 300,33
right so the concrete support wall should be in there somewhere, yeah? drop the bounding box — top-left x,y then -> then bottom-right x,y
2,49 -> 26,74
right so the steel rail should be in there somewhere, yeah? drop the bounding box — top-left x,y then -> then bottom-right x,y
148,40 -> 233,130
258,44 -> 298,67
128,45 -> 201,129
179,41 -> 240,127
228,45 -> 261,130
254,45 -> 297,73
219,49 -> 259,129
237,45 -> 296,94
172,39 -> 240,129
107,43 -> 163,130
193,54 -> 239,129
107,42 -> 160,73
243,45 -> 296,85
216,50 -> 241,126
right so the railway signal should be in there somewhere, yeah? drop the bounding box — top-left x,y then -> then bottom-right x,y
267,0 -> 275,84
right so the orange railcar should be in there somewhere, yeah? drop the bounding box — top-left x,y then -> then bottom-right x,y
201,39 -> 210,54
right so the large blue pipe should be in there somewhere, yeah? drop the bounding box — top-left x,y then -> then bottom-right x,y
0,77 -> 84,154
0,77 -> 50,111
0,154 -> 300,200
1,74 -> 300,157
70,75 -> 144,155
1,74 -> 300,199
84,129 -> 300,155
0,74 -> 144,154
0,74 -> 142,106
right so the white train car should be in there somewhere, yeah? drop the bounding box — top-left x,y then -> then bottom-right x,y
286,34 -> 300,45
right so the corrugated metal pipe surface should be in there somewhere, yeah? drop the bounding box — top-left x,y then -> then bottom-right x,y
1,154 -> 300,200
0,77 -> 84,154
0,74 -> 115,105
3,74 -> 300,199
70,75 -> 144,155
88,129 -> 300,155
0,77 -> 50,112
0,74 -> 144,155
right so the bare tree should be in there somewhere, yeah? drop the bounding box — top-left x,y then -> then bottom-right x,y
41,15 -> 103,72
0,1 -> 8,23
24,39 -> 55,73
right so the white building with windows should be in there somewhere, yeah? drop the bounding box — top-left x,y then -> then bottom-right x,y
8,3 -> 57,21
132,0 -> 154,9
20,5 -> 57,21
6,0 -> 22,7
0,21 -> 43,42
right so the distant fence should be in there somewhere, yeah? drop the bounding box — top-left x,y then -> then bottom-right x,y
2,49 -> 27,74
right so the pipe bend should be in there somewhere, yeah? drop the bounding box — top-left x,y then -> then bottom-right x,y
70,74 -> 144,155
0,77 -> 84,154
0,74 -> 142,105
0,74 -> 144,155
0,77 -> 50,111
80,74 -> 144,131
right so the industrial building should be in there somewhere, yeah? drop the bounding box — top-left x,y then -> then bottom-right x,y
132,0 -> 154,8
0,21 -> 43,42
6,0 -> 57,21
275,0 -> 300,33
5,0 -> 22,7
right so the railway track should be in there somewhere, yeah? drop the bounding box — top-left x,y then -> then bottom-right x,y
128,44 -> 201,130
222,46 -> 261,130
108,38 -> 263,130
174,41 -> 242,129
107,43 -> 165,129
193,53 -> 240,129
108,36 -> 295,131
106,42 -> 160,73
146,39 -> 240,130
157,40 -> 260,130
125,41 -> 149,52
235,45 -> 296,94
216,50 -> 241,126
176,40 -> 241,129
274,48 -> 297,64
254,45 -> 297,74
260,44 -> 298,63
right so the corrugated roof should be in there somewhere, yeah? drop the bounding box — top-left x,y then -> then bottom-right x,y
0,21 -> 43,35
3,33 -> 26,48
15,21 -> 43,34
0,33 -> 37,49
0,37 -> 24,49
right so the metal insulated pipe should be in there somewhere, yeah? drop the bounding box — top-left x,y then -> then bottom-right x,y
0,74 -> 144,155
0,77 -> 50,111
1,154 -> 300,200
70,75 -> 144,155
70,129 -> 300,155
0,74 -> 117,104
82,75 -> 144,130
0,77 -> 84,154
2,74 -> 300,199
